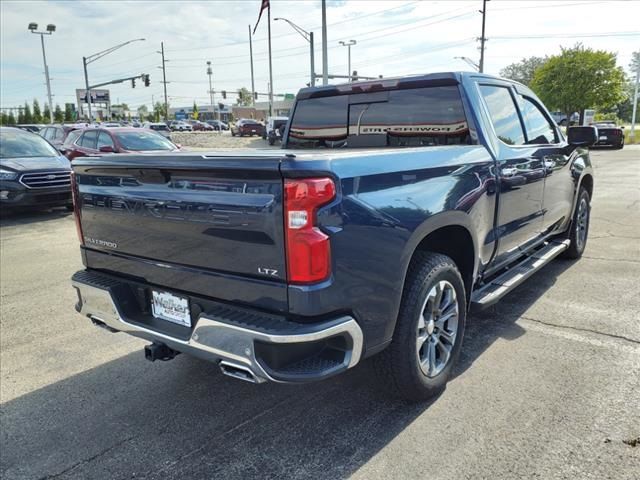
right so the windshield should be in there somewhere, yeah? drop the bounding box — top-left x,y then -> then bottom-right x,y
287,86 -> 471,149
0,129 -> 60,158
114,131 -> 175,151
149,124 -> 169,131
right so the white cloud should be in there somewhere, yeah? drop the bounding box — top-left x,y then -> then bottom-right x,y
1,0 -> 638,111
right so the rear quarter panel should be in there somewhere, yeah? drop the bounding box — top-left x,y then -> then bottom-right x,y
281,145 -> 496,352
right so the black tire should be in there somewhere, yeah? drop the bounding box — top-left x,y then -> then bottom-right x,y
374,252 -> 466,401
268,137 -> 275,145
615,138 -> 624,150
231,130 -> 236,137
561,187 -> 591,259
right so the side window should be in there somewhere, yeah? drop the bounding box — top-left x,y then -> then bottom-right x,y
80,130 -> 98,149
479,85 -> 525,146
55,128 -> 64,141
518,96 -> 557,144
97,132 -> 115,149
42,128 -> 53,140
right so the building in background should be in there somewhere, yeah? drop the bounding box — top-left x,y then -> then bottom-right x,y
168,104 -> 233,122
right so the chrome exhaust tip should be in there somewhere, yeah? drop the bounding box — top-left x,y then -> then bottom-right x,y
219,361 -> 263,384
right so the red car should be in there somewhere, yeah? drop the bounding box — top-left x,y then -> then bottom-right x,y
231,119 -> 265,137
64,127 -> 179,161
187,120 -> 214,131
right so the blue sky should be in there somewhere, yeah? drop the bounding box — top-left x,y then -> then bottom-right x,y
1,0 -> 639,113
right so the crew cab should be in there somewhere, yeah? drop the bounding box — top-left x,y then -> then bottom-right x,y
70,72 -> 596,400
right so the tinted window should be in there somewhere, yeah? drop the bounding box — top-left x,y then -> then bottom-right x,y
54,128 -> 65,141
114,131 -> 175,151
80,130 -> 98,149
41,128 -> 53,140
518,96 -> 557,144
63,130 -> 82,147
479,85 -> 525,146
288,86 -> 470,149
97,131 -> 115,149
0,129 -> 59,158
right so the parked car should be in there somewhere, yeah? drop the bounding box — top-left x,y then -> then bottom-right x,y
263,116 -> 288,145
0,127 -> 72,210
230,119 -> 265,137
592,121 -> 625,149
39,124 -> 82,152
206,120 -> 229,131
15,124 -> 42,133
142,122 -> 172,139
70,72 -> 596,400
168,121 -> 193,132
187,120 -> 214,131
64,127 -> 179,161
550,111 -> 579,126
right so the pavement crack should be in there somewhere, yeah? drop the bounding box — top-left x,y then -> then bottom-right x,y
520,315 -> 640,346
582,255 -> 640,264
37,435 -> 135,480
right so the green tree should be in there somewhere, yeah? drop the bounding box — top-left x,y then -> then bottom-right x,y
43,103 -> 51,124
53,104 -> 64,122
236,87 -> 253,106
531,44 -> 627,124
64,103 -> 74,122
23,102 -> 32,123
8,111 -> 17,124
0,112 -> 8,125
153,102 -> 167,122
192,101 -> 199,120
137,105 -> 149,122
32,99 -> 42,123
499,56 -> 547,86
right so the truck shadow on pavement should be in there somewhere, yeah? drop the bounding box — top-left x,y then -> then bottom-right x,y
0,259 -> 577,480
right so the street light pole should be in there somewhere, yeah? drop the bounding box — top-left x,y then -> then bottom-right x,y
206,61 -> 217,123
339,40 -> 356,81
274,17 -> 315,87
630,51 -> 639,142
478,0 -> 489,73
83,37 -> 145,121
321,0 -> 328,85
28,23 -> 55,123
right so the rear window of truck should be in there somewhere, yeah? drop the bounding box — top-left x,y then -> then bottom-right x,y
287,86 -> 470,149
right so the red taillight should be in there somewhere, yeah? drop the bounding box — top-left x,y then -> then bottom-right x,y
284,177 -> 336,284
70,171 -> 84,245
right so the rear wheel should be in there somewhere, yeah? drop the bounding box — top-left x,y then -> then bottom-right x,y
374,252 -> 466,401
562,187 -> 590,259
615,137 -> 624,150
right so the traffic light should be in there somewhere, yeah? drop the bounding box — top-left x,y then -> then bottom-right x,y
143,74 -> 150,87
131,78 -> 136,88
254,92 -> 258,100
221,90 -> 227,99
218,103 -> 224,111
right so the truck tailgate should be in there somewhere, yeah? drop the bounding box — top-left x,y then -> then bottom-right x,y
73,154 -> 287,310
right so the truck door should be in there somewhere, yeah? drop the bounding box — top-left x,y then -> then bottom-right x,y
514,91 -> 573,236
478,84 -> 546,270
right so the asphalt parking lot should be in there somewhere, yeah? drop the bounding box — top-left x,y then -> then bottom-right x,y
1,146 -> 638,480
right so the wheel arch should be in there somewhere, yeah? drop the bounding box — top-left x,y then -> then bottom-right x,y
400,212 -> 479,307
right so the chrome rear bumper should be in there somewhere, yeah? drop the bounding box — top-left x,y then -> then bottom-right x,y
72,270 -> 363,384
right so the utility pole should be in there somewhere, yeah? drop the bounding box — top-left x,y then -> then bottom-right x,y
248,25 -> 256,105
631,51 -> 639,142
28,23 -> 55,123
160,42 -> 169,122
339,40 -> 356,81
478,0 -> 488,73
267,6 -> 274,117
206,61 -> 214,121
322,0 -> 328,85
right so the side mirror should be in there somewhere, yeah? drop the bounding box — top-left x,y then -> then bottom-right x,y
99,145 -> 115,153
567,126 -> 597,147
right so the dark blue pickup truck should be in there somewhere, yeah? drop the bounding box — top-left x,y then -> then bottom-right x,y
70,72 -> 597,400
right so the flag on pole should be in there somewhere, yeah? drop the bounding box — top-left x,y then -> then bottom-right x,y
253,0 -> 269,34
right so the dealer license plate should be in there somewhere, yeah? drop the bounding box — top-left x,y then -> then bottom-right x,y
151,290 -> 191,327
599,135 -> 607,140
